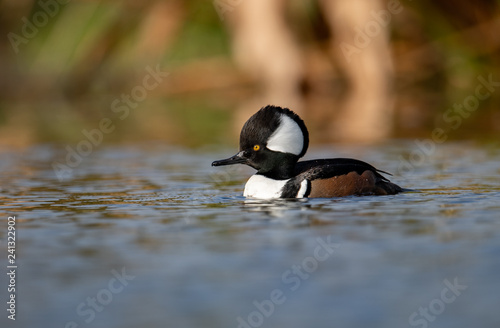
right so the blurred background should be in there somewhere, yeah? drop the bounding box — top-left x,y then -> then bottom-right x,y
1,0 -> 499,149
2,3 -> 500,328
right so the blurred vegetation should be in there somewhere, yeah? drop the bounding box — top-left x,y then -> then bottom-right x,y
0,0 -> 499,148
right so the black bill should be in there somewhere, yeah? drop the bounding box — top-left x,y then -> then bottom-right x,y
212,151 -> 247,166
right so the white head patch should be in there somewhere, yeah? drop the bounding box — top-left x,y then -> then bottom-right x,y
266,114 -> 304,155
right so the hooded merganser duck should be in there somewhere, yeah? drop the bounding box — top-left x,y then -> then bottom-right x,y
212,105 -> 403,199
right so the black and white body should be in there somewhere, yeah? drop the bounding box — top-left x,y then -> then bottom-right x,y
212,105 -> 403,199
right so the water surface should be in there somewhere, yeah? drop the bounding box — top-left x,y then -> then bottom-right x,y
1,142 -> 499,328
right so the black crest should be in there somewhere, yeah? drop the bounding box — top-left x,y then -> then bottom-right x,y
239,105 -> 309,158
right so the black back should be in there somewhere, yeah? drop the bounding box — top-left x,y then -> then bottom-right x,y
278,158 -> 397,198
294,158 -> 391,182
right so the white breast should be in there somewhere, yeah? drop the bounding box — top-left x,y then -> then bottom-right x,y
243,175 -> 289,199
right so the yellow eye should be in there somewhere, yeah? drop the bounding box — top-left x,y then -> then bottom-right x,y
253,145 -> 260,151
